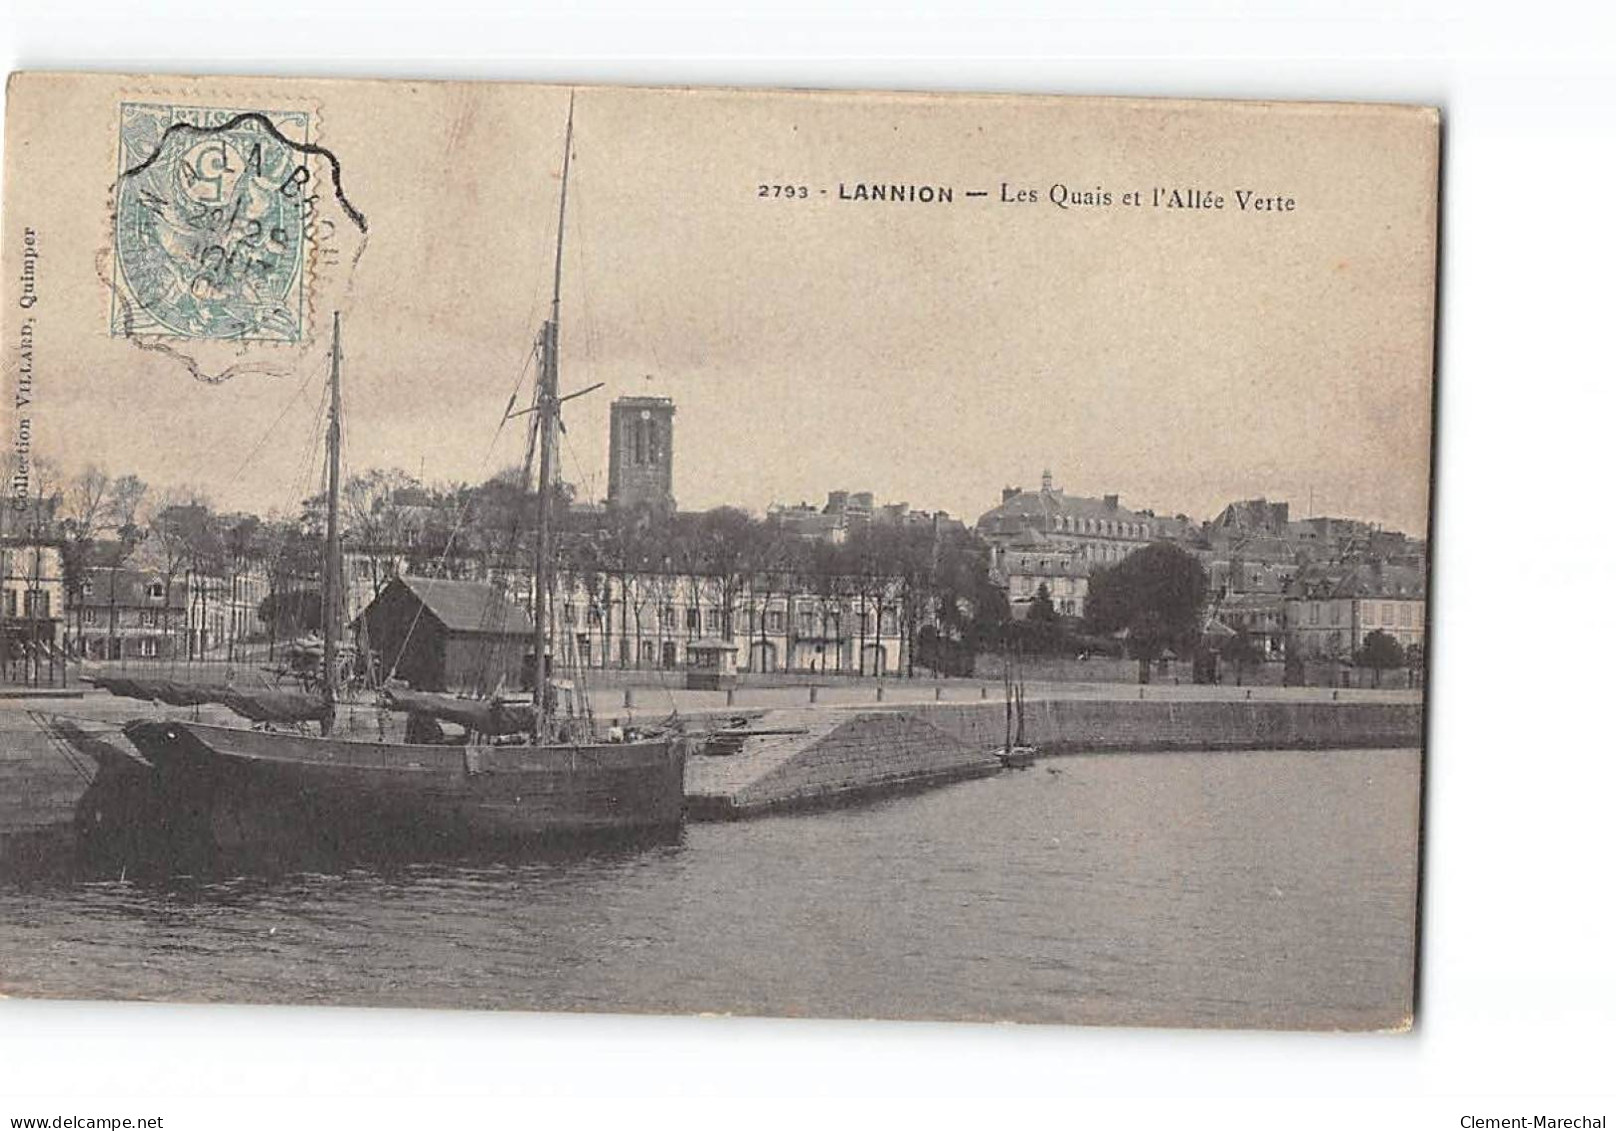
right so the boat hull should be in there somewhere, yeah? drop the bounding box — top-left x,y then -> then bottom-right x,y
996,746 -> 1037,770
114,720 -> 686,859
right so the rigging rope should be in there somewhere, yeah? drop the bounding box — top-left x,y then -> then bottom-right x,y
380,358 -> 537,688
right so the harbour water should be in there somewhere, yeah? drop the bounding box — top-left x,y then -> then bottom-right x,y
0,747 -> 1420,1030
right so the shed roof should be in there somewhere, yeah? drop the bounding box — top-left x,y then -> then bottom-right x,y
368,575 -> 534,636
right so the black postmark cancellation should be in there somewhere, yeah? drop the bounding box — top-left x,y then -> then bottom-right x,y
107,101 -> 367,381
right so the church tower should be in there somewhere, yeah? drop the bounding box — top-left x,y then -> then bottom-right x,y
607,395 -> 676,512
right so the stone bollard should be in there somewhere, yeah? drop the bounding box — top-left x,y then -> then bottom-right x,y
726,688 -> 736,706
624,687 -> 634,708
809,685 -> 818,704
876,684 -> 885,702
935,685 -> 943,701
980,686 -> 988,700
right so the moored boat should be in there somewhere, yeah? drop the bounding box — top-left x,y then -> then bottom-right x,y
120,719 -> 684,854
996,648 -> 1038,769
996,746 -> 1037,770
87,92 -> 688,860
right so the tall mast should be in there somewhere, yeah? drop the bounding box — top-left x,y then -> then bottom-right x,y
518,324 -> 548,492
322,311 -> 344,734
533,92 -> 576,740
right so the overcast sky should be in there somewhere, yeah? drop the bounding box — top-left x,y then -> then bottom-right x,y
15,78 -> 1437,534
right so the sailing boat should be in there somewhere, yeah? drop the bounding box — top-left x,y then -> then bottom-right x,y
84,97 -> 686,856
996,647 -> 1036,770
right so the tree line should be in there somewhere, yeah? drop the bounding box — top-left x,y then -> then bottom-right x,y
15,461 -> 1018,672
19,460 -> 1412,684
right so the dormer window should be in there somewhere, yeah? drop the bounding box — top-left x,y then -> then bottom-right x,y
146,581 -> 165,600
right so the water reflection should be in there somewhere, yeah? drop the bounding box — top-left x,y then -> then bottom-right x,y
0,749 -> 1420,1030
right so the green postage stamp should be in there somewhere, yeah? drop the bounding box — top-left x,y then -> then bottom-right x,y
112,103 -> 312,343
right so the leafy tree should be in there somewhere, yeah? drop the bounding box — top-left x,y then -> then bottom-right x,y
1083,542 -> 1210,683
1028,582 -> 1058,623
1221,631 -> 1268,687
932,528 -> 995,639
260,516 -> 322,661
259,587 -> 324,639
1357,629 -> 1406,688
1019,582 -> 1062,655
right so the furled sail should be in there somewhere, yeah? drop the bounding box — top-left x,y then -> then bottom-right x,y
379,687 -> 535,737
87,675 -> 328,725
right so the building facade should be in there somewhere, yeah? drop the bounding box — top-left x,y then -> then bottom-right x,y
70,565 -> 190,660
1216,592 -> 1288,656
976,471 -> 1156,618
184,565 -> 272,659
505,568 -> 909,677
0,538 -> 65,678
988,543 -> 1089,618
1284,562 -> 1426,660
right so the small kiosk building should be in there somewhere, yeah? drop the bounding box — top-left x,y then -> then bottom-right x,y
685,637 -> 739,690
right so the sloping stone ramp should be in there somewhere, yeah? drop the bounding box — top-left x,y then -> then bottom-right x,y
686,709 -> 1000,819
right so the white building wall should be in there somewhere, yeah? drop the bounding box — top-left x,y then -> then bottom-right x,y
537,570 -> 909,675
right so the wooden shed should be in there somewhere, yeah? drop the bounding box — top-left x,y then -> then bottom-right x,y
355,576 -> 533,693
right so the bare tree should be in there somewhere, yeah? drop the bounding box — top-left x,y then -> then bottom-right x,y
146,489 -> 216,661
342,467 -> 422,608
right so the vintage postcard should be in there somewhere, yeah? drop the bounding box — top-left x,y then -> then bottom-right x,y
0,73 -> 1437,1031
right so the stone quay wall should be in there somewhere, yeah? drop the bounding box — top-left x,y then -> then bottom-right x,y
688,711 -> 1001,819
889,697 -> 1424,754
686,697 -> 1421,820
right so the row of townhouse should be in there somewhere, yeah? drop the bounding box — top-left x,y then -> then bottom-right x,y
1216,562 -> 1426,661
1282,562 -> 1426,660
532,569 -> 911,676
66,564 -> 270,661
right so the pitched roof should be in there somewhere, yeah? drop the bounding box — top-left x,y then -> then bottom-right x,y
977,489 -> 1151,537
386,575 -> 534,636
1211,498 -> 1291,535
1329,562 -> 1427,599
73,566 -> 188,609
1286,561 -> 1426,601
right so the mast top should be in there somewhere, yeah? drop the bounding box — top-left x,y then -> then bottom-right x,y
549,90 -> 576,327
